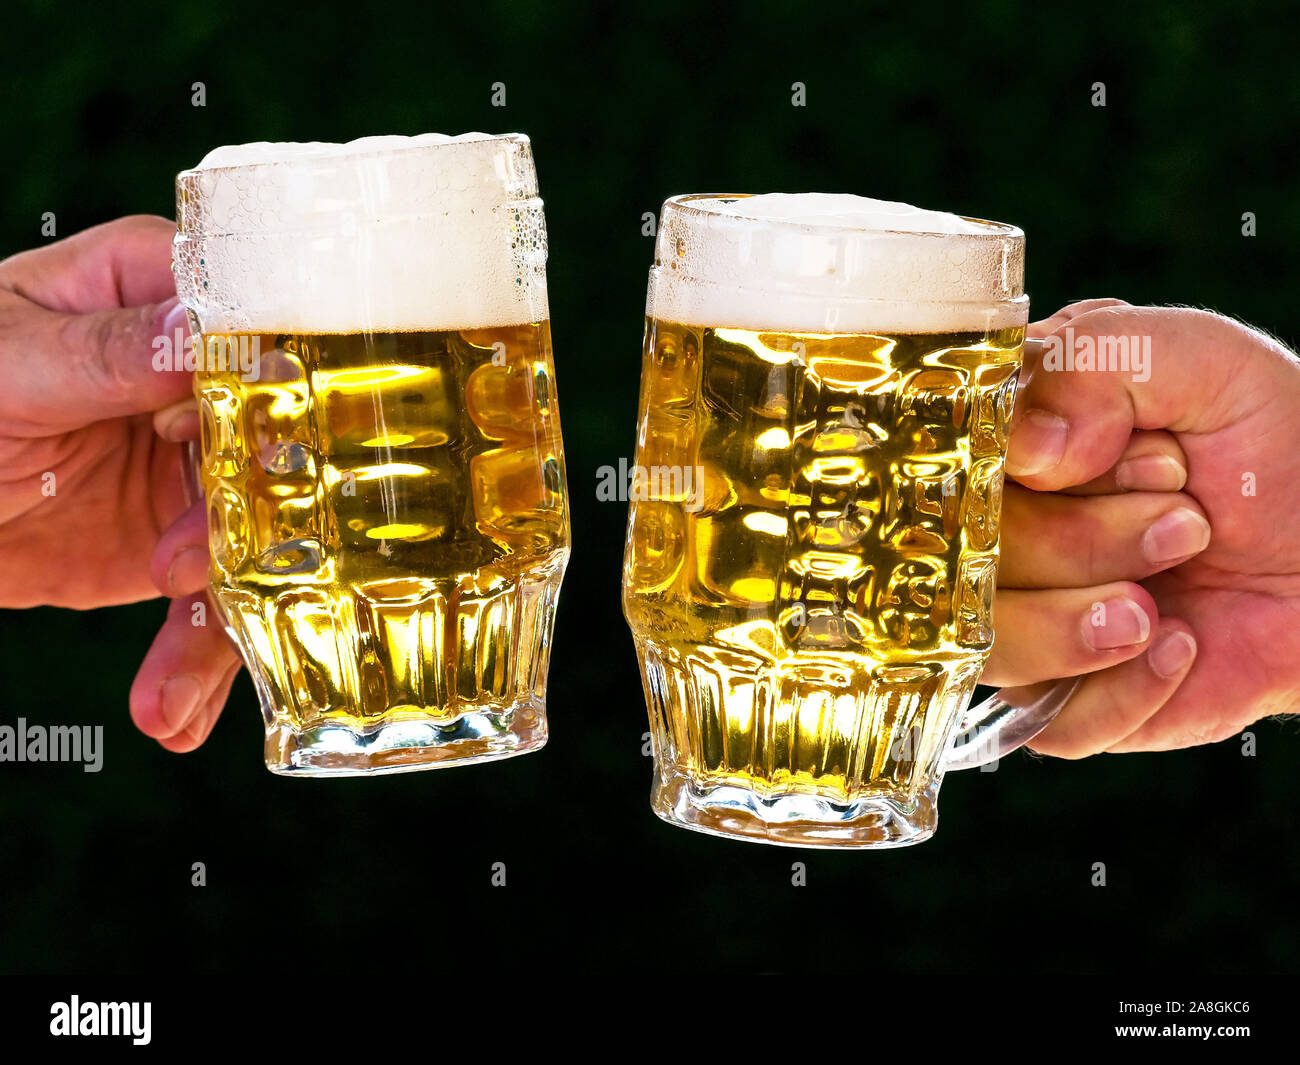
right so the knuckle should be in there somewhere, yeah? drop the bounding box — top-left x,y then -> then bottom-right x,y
1073,298 -> 1130,313
1068,305 -> 1128,334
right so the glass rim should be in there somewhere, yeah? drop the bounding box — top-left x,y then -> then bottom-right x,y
661,193 -> 1024,243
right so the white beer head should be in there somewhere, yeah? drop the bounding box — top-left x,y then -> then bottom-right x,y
173,133 -> 547,333
647,193 -> 1026,334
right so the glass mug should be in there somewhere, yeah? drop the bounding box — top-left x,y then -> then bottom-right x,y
622,194 -> 1073,847
172,133 -> 570,776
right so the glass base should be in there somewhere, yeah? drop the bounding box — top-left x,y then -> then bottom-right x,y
650,768 -> 940,849
265,699 -> 547,777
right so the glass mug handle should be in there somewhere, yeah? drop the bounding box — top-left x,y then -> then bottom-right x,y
944,677 -> 1080,770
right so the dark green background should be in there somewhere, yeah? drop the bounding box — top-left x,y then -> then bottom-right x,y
2,0 -> 1296,974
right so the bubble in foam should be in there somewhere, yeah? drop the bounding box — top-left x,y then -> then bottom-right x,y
173,133 -> 548,334
646,193 -> 1026,335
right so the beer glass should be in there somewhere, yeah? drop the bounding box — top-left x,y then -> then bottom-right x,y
622,194 -> 1073,847
173,134 -> 569,776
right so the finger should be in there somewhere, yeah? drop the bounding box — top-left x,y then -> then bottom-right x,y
1027,298 -> 1132,339
1104,630 -> 1231,752
156,659 -> 240,753
130,592 -> 240,743
0,215 -> 177,312
1026,619 -> 1197,758
982,582 -> 1158,688
1057,430 -> 1188,496
154,397 -> 200,442
0,293 -> 193,430
149,499 -> 209,597
1004,306 -> 1268,490
998,486 -> 1210,588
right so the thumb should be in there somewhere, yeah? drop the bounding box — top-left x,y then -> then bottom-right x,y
1006,306 -> 1259,490
0,295 -> 195,431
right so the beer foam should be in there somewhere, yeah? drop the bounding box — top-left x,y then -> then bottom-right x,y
646,194 -> 1026,334
191,132 -> 499,171
173,133 -> 547,333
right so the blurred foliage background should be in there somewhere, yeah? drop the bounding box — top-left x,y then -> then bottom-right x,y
1,0 -> 1297,973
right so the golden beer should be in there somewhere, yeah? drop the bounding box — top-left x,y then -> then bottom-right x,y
175,134 -> 569,774
624,193 -> 1029,845
625,321 -> 1020,790
198,325 -> 566,754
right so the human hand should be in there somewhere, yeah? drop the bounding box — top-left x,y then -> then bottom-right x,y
985,299 -> 1299,756
0,216 -> 240,751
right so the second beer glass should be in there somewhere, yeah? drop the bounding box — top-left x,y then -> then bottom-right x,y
623,193 -> 1059,847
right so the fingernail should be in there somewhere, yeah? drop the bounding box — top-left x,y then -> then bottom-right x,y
1005,408 -> 1067,477
1143,508 -> 1211,564
1149,630 -> 1197,678
160,674 -> 203,734
1082,597 -> 1151,650
158,409 -> 200,442
167,546 -> 210,594
156,402 -> 200,442
158,297 -> 190,340
1115,454 -> 1187,492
